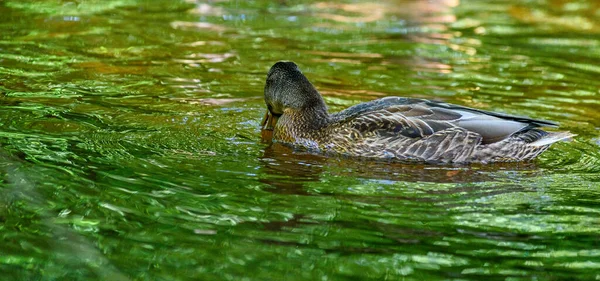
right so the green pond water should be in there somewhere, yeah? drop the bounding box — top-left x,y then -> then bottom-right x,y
1,0 -> 600,280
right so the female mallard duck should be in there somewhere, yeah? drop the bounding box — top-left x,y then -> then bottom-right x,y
261,61 -> 574,163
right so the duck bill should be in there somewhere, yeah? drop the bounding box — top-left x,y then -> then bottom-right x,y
260,110 -> 279,142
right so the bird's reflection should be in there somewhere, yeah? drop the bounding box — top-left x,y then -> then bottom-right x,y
255,143 -> 544,252
259,144 -> 326,195
259,143 -> 542,195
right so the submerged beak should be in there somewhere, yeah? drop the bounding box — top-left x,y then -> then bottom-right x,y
260,110 -> 279,142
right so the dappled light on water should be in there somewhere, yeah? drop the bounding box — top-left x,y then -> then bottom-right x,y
0,0 -> 599,280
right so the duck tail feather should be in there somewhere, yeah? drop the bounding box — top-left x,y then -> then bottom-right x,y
529,131 -> 576,147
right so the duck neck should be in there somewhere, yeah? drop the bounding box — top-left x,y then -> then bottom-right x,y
301,103 -> 330,129
281,103 -> 329,133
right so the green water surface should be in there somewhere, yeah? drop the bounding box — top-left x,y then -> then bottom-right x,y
1,0 -> 599,280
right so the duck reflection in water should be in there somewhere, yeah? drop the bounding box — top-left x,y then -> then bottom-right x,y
258,142 -> 542,196
256,143 -> 546,250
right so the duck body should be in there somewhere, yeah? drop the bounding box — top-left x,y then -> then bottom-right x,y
262,61 -> 574,164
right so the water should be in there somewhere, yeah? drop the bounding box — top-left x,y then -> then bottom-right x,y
1,0 -> 599,280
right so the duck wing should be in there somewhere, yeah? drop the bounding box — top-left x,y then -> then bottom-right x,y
332,97 -> 557,145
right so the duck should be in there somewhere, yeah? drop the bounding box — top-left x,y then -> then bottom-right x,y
260,61 -> 574,163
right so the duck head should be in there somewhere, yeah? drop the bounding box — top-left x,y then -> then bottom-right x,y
261,61 -> 326,139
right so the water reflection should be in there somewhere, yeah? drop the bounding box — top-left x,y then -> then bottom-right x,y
259,144 -> 324,195
313,2 -> 386,23
259,143 -> 543,194
2,0 -> 600,279
306,0 -> 460,74
510,1 -> 600,32
313,0 -> 459,24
